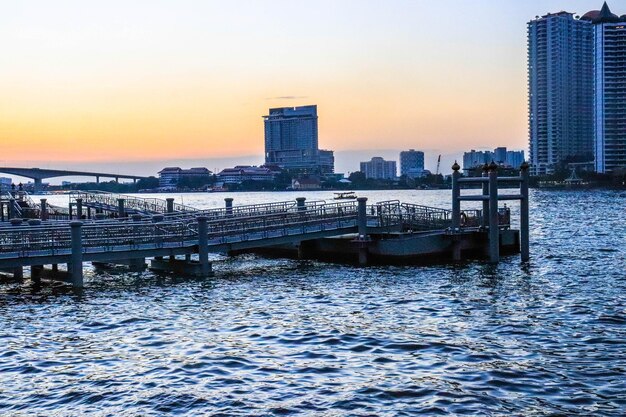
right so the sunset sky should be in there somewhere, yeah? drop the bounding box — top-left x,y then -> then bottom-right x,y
0,1 -> 607,175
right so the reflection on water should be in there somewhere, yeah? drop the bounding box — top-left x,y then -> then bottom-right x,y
1,189 -> 625,416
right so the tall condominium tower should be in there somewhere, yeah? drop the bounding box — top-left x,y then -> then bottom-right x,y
582,3 -> 626,173
527,12 -> 594,175
263,105 -> 334,174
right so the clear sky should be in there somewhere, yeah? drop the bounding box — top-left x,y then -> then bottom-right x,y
0,1 -> 612,175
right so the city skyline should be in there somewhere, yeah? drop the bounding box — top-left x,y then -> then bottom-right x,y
2,1 -> 603,175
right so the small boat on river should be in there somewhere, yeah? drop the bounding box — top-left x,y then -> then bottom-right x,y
334,191 -> 358,200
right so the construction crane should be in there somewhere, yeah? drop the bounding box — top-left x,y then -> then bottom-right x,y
435,155 -> 441,175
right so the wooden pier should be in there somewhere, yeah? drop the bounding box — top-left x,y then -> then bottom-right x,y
0,163 -> 530,288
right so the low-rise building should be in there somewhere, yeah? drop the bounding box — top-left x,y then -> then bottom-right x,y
217,166 -> 278,184
0,177 -> 11,192
158,167 -> 212,188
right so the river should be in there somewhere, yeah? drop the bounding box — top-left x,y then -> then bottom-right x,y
0,189 -> 624,416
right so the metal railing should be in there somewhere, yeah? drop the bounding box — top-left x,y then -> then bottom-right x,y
69,191 -> 198,214
0,200 -> 363,258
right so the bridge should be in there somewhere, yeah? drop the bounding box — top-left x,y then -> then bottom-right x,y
0,167 -> 148,191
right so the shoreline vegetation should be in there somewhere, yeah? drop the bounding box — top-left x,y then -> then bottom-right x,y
19,167 -> 625,194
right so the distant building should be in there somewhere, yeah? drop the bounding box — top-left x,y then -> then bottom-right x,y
158,167 -> 212,188
400,149 -> 425,178
463,148 -> 525,171
528,11 -> 594,176
263,105 -> 334,174
217,166 -> 278,184
291,176 -> 321,190
360,157 -> 397,180
0,177 -> 11,192
585,3 -> 626,173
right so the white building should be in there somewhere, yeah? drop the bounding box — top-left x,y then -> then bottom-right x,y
158,167 -> 212,188
360,157 -> 396,180
217,166 -> 278,184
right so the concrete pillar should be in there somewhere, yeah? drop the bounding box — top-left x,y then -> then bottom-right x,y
40,199 -> 48,221
488,162 -> 499,264
13,267 -> 23,280
197,216 -> 211,277
451,162 -> 461,230
70,221 -> 84,288
31,265 -> 43,284
34,178 -> 43,193
520,161 -> 530,262
357,197 -> 368,238
117,198 -> 125,218
296,197 -> 306,212
481,164 -> 489,228
96,176 -> 100,184
224,198 -> 233,217
166,198 -> 175,213
75,198 -> 83,220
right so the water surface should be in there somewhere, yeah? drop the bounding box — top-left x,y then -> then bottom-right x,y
1,189 -> 625,416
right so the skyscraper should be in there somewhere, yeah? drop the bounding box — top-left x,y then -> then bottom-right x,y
263,105 -> 334,174
527,11 -> 594,176
582,3 -> 626,174
399,149 -> 425,178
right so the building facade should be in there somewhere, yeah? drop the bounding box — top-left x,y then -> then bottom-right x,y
360,157 -> 397,180
463,148 -> 525,171
217,166 -> 278,184
583,3 -> 626,173
399,149 -> 425,178
263,105 -> 334,174
158,167 -> 212,188
528,11 -> 594,175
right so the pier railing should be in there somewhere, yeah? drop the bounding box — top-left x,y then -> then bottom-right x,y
70,191 -> 199,215
0,199 -> 364,258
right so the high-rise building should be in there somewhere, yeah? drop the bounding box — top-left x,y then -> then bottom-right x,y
463,148 -> 525,171
527,11 -> 594,176
263,105 -> 334,174
582,3 -> 626,173
399,149 -> 425,178
360,157 -> 397,180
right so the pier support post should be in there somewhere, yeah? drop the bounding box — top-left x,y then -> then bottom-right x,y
481,164 -> 489,228
520,161 -> 530,262
488,162 -> 499,263
197,216 -> 211,277
356,197 -> 369,266
76,198 -> 83,220
357,197 -> 368,237
451,162 -> 461,230
70,221 -> 84,288
224,198 -> 233,217
296,197 -> 306,212
117,198 -> 125,218
40,199 -> 48,221
166,198 -> 175,214
8,198 -> 16,219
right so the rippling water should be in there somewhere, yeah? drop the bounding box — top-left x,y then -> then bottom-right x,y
1,189 -> 625,416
